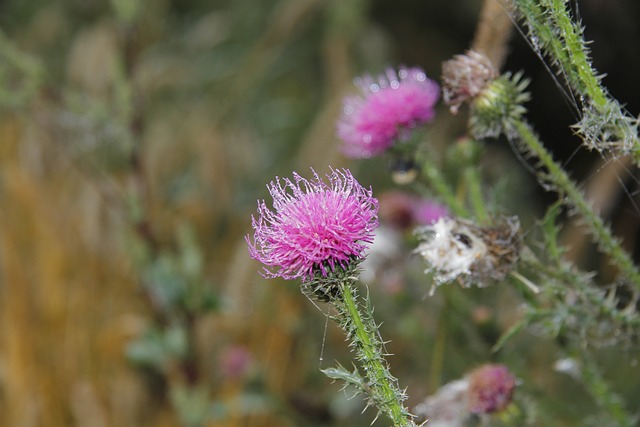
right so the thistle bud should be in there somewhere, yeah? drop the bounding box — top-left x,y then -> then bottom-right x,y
442,50 -> 498,115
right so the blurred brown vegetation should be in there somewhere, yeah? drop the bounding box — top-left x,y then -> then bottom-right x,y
1,0 -> 640,426
0,1 -> 376,425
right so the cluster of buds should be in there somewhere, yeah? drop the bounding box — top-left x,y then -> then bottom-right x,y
442,50 -> 530,139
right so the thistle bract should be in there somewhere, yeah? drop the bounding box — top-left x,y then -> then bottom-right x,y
246,168 -> 379,281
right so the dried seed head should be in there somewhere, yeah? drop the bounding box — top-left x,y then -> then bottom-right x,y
414,216 -> 521,295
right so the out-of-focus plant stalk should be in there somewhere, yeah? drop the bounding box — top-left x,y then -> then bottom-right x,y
419,155 -> 468,218
463,166 -> 488,223
472,0 -> 513,70
579,356 -> 635,427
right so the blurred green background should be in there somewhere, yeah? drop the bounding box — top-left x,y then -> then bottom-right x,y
1,0 -> 639,426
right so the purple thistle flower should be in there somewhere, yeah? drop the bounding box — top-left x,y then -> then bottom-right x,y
337,67 -> 440,158
379,191 -> 449,230
412,199 -> 449,225
466,364 -> 516,414
246,168 -> 379,281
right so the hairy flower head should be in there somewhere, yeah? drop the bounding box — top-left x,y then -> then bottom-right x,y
246,168 -> 379,281
337,67 -> 439,158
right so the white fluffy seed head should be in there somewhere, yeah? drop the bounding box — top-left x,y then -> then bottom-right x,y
415,218 -> 487,294
414,216 -> 521,296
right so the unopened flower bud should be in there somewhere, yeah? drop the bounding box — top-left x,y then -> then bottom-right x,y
470,72 -> 531,139
467,364 -> 516,414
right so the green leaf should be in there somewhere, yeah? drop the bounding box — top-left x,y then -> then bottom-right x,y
321,364 -> 366,391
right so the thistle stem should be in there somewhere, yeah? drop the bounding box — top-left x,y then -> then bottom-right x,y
576,353 -> 635,427
509,0 -> 605,107
337,280 -> 414,426
464,167 -> 488,223
510,0 -> 640,160
429,291 -> 449,393
419,155 -> 468,218
512,118 -> 640,289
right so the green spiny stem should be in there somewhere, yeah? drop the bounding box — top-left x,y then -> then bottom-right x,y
545,0 -> 607,108
510,0 -> 605,107
337,280 -> 413,426
509,0 -> 570,80
510,0 -> 640,159
575,354 -> 635,427
463,167 -> 488,223
542,0 -> 640,159
512,119 -> 640,290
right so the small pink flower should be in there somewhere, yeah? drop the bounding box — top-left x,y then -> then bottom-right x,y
412,199 -> 449,225
379,191 -> 416,229
246,168 -> 379,280
337,67 -> 440,158
219,345 -> 252,379
379,191 -> 448,230
467,364 -> 516,414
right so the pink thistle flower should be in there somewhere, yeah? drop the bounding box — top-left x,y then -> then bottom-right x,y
412,199 -> 449,225
379,191 -> 416,230
337,67 -> 440,158
219,345 -> 253,379
379,191 -> 449,230
466,364 -> 516,414
246,168 -> 379,281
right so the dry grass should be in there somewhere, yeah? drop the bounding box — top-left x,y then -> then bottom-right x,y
0,1 -> 354,425
2,1 -> 639,426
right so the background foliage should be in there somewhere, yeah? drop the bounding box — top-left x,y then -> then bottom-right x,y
1,0 -> 639,426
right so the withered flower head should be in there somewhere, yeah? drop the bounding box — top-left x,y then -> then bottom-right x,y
414,216 -> 521,295
441,50 -> 498,114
